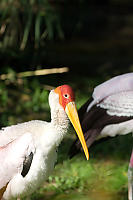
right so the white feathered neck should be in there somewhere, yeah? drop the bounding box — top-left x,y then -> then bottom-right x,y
0,90 -> 70,149
48,90 -> 69,145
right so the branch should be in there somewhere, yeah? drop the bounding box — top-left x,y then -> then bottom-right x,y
0,67 -> 69,80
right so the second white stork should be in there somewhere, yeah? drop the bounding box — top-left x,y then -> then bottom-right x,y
69,73 -> 133,199
70,73 -> 133,153
0,84 -> 89,200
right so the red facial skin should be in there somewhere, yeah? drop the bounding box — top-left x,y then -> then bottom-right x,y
54,85 -> 75,110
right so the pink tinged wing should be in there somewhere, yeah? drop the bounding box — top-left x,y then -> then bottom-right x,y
87,73 -> 133,112
129,151 -> 133,168
0,133 -> 35,189
128,151 -> 133,200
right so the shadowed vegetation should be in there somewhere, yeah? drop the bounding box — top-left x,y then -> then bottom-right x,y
0,0 -> 63,50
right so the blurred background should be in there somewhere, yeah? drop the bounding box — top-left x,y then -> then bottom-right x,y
0,0 -> 132,199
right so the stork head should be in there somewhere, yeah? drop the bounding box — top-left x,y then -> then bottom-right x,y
53,85 -> 89,160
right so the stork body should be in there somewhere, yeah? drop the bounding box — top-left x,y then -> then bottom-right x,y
0,85 -> 89,200
1,120 -> 65,199
69,73 -> 133,200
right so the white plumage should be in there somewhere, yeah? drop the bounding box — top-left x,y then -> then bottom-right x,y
100,119 -> 133,138
2,121 -> 61,199
0,133 -> 35,190
98,91 -> 133,117
1,92 -> 68,199
87,72 -> 133,112
0,85 -> 89,199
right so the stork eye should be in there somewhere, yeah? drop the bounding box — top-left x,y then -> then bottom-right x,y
64,94 -> 69,98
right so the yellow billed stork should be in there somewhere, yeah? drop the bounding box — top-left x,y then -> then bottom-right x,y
0,85 -> 89,200
69,73 -> 133,200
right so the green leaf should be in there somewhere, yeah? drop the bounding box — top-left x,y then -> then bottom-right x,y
35,12 -> 41,48
20,11 -> 32,50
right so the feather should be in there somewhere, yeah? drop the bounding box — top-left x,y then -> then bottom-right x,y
87,73 -> 133,112
21,152 -> 33,177
0,133 -> 35,189
70,73 -> 133,157
0,184 -> 8,199
69,103 -> 132,157
98,91 -> 133,117
0,120 -> 47,147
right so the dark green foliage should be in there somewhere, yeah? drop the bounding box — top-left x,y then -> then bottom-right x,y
0,76 -> 50,126
0,0 -> 63,50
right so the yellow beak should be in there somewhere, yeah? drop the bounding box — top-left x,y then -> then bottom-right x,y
65,102 -> 89,160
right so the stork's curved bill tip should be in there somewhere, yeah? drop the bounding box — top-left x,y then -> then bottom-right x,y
65,102 -> 89,160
